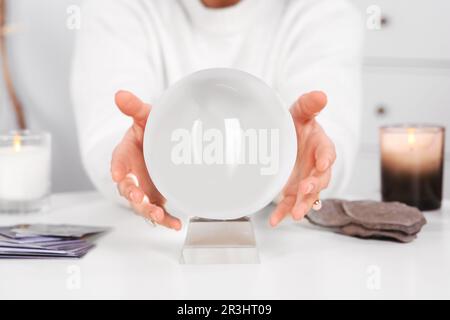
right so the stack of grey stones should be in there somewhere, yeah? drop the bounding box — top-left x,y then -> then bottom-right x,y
306,200 -> 427,243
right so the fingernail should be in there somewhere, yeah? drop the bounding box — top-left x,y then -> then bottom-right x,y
293,197 -> 302,211
154,208 -> 164,222
270,217 -> 278,227
149,210 -> 159,222
320,160 -> 330,170
126,173 -> 139,187
293,204 -> 304,220
112,170 -> 121,180
292,209 -> 300,220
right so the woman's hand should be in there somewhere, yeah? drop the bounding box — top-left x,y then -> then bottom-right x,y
111,90 -> 182,230
270,91 -> 336,226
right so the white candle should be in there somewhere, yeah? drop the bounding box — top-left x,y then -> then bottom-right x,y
0,134 -> 51,201
381,127 -> 444,174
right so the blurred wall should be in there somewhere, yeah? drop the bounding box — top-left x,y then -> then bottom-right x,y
1,0 -> 92,192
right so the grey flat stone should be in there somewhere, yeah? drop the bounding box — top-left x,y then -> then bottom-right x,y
339,223 -> 417,243
342,200 -> 426,235
306,199 -> 352,228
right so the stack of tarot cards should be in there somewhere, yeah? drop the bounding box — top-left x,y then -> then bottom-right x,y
0,224 -> 110,259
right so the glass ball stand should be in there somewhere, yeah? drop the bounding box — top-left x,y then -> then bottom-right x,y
180,216 -> 260,264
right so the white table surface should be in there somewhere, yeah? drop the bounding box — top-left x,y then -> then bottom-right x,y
0,191 -> 449,300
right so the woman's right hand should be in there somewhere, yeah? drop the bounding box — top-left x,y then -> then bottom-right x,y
110,90 -> 182,230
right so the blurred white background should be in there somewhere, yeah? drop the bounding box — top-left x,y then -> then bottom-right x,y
0,0 -> 90,192
0,0 -> 449,197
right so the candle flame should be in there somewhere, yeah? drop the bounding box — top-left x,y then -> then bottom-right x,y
407,128 -> 416,146
0,24 -> 21,36
13,134 -> 22,152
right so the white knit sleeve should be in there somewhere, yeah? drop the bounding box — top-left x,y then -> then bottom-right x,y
275,0 -> 364,197
70,0 -> 162,204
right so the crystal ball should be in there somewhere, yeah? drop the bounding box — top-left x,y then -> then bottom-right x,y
144,68 -> 296,219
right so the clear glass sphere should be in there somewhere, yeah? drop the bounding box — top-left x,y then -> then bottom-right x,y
144,68 -> 296,219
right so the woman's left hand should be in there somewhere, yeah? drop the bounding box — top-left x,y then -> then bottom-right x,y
270,91 -> 336,226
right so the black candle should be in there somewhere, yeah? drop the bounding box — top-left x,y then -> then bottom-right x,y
380,125 -> 445,211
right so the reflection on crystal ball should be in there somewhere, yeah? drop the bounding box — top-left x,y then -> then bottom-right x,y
144,68 -> 297,219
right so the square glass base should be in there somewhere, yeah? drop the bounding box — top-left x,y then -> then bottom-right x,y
0,196 -> 50,214
180,216 -> 260,264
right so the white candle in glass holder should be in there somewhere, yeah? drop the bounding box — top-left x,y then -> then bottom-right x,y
0,134 -> 51,201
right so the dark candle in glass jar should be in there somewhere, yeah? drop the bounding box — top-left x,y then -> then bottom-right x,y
380,125 -> 445,211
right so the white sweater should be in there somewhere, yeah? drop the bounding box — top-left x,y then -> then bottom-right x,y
71,0 -> 363,205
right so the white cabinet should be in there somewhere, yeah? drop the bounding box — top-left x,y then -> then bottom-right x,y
351,0 -> 450,61
347,0 -> 450,198
361,68 -> 450,150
